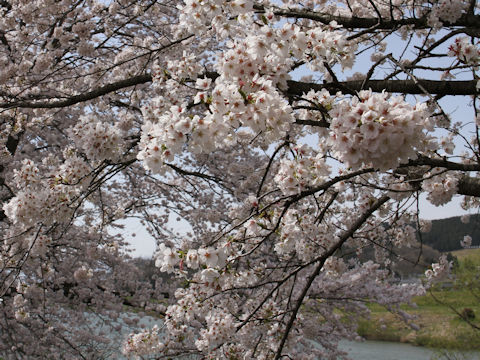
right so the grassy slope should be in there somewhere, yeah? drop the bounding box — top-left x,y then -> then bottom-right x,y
357,249 -> 480,350
451,248 -> 480,261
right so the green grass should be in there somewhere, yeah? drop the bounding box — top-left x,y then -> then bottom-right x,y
451,248 -> 480,261
357,249 -> 480,350
357,298 -> 480,350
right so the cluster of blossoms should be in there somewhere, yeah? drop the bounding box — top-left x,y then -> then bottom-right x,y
154,243 -> 229,273
195,311 -> 236,352
439,134 -> 455,154
144,53 -> 206,120
276,208 -> 337,261
3,155 -> 91,228
139,4 -> 360,177
216,22 -> 356,86
177,0 -> 357,81
166,51 -> 204,80
297,89 -> 337,114
419,219 -> 433,233
341,0 -> 402,19
425,255 -> 451,281
68,115 -> 124,162
13,294 -> 29,322
73,265 -> 94,282
460,234 -> 473,248
328,90 -> 436,170
448,37 -> 480,65
392,224 -> 417,247
3,0 -> 479,358
207,75 -> 294,141
137,105 -> 190,173
4,232 -> 53,262
176,0 -> 254,38
385,175 -> 414,200
12,158 -> 40,186
421,169 -> 460,206
274,145 -> 331,195
217,34 -> 293,90
427,0 -> 469,28
301,23 -> 357,73
123,325 -> 163,357
138,75 -> 295,173
152,272 -> 273,357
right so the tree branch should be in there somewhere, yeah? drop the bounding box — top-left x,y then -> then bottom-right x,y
254,4 -> 480,33
1,74 -> 477,110
458,176 -> 480,197
406,155 -> 480,172
274,195 -> 390,359
0,74 -> 152,109
286,79 -> 478,97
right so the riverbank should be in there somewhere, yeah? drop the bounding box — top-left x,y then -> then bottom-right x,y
357,295 -> 480,350
357,249 -> 480,350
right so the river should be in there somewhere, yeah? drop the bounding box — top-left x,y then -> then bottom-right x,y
340,340 -> 477,360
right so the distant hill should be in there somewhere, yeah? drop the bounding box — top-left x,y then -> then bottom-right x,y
348,215 -> 479,278
352,243 -> 441,278
419,214 -> 480,252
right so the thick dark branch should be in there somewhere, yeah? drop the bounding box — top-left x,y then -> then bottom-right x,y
397,156 -> 480,197
0,74 -> 152,109
406,155 -> 480,172
0,34 -> 194,109
286,79 -> 478,96
458,176 -> 480,197
294,119 -> 330,127
2,74 -> 477,110
254,4 -> 480,33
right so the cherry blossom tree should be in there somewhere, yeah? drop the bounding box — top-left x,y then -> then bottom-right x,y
0,0 -> 479,358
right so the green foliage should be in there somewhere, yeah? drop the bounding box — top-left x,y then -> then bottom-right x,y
356,318 -> 408,342
431,349 -> 480,360
461,308 -> 475,320
451,249 -> 480,306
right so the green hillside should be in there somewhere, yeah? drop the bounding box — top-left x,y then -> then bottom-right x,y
358,248 -> 480,350
419,215 -> 480,252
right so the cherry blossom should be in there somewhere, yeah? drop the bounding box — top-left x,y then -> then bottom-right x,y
448,37 -> 480,65
328,90 -> 436,170
0,0 -> 479,358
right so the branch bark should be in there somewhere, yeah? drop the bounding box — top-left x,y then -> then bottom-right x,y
254,4 -> 480,34
458,176 -> 480,198
1,77 -> 477,110
0,74 -> 152,109
286,79 -> 478,97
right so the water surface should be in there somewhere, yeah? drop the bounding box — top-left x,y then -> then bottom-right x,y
341,340 -> 479,360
